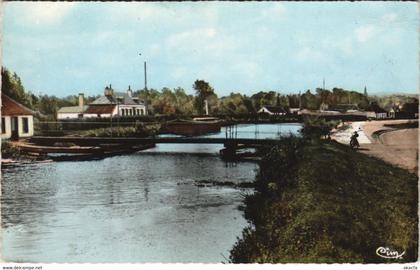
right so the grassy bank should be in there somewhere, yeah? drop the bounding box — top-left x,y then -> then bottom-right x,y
230,137 -> 418,263
74,123 -> 160,137
384,120 -> 418,130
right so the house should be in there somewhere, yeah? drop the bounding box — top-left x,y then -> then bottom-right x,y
1,94 -> 35,140
84,85 -> 147,118
57,85 -> 147,119
327,104 -> 359,113
257,106 -> 287,116
366,103 -> 387,119
289,107 -> 301,115
57,93 -> 88,119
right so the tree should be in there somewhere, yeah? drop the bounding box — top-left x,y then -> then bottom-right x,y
301,90 -> 320,110
243,96 -> 255,113
193,80 -> 216,115
1,67 -> 32,108
250,91 -> 277,111
401,99 -> 419,117
38,95 -> 58,119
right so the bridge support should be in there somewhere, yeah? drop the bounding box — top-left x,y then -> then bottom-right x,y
220,142 -> 238,160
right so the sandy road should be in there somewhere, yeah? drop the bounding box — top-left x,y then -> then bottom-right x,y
332,119 -> 418,174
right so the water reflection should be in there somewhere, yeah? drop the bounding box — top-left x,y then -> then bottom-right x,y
1,123 -> 300,263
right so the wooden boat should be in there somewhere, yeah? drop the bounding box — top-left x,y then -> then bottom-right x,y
166,117 -> 222,136
13,141 -> 156,161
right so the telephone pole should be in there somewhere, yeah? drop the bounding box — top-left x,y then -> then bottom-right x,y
139,52 -> 149,115
144,61 -> 147,91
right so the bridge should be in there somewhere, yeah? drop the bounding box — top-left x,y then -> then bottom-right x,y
25,135 -> 280,161
29,136 -> 280,147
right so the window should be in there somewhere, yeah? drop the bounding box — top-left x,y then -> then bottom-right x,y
1,117 -> 5,134
22,117 -> 29,133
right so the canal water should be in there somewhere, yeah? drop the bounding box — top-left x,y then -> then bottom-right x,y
1,123 -> 301,263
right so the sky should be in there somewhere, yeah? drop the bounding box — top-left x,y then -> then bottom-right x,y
2,2 -> 419,97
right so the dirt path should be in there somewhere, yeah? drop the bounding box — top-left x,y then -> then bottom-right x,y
332,120 -> 418,174
360,122 -> 418,174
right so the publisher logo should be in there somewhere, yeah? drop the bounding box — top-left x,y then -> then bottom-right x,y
376,246 -> 405,259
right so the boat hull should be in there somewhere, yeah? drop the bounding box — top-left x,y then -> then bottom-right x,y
166,120 -> 221,136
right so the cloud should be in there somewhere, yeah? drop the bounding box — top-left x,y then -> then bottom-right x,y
295,47 -> 323,62
231,61 -> 263,81
322,37 -> 353,55
354,25 -> 377,43
382,13 -> 398,23
167,28 -> 219,47
260,4 -> 287,21
165,27 -> 238,61
171,67 -> 187,80
102,3 -> 220,29
6,2 -> 77,26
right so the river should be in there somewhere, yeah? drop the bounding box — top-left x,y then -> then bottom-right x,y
1,123 -> 301,263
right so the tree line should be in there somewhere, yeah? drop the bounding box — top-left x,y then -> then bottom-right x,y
2,67 -> 418,119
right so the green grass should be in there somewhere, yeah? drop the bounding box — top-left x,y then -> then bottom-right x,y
75,123 -> 160,137
384,121 -> 418,130
230,138 -> 418,263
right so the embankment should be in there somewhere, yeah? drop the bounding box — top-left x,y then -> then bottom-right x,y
230,138 -> 418,263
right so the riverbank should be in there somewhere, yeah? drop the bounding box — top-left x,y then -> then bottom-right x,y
230,138 -> 418,263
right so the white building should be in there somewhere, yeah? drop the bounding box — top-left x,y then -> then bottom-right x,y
257,106 -> 287,115
57,93 -> 88,119
1,94 -> 35,140
57,86 -> 147,119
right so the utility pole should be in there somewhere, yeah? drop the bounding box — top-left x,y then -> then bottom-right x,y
323,77 -> 325,90
144,61 -> 147,91
144,61 -> 148,115
139,53 -> 149,116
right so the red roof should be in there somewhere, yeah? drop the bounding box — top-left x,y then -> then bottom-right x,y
1,94 -> 34,116
85,104 -> 116,114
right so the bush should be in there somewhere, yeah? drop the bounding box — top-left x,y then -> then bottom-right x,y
301,116 -> 338,140
76,123 -> 160,137
1,141 -> 21,159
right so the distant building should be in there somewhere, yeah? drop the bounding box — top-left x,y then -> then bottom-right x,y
366,103 -> 387,119
57,93 -> 88,119
289,107 -> 301,115
257,106 -> 287,116
57,85 -> 147,119
327,104 -> 359,113
319,103 -> 329,111
1,94 -> 35,140
388,105 -> 400,119
85,85 -> 147,118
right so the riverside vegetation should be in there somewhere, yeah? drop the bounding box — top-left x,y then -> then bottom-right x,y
229,120 -> 418,263
75,123 -> 161,138
3,67 -> 418,119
